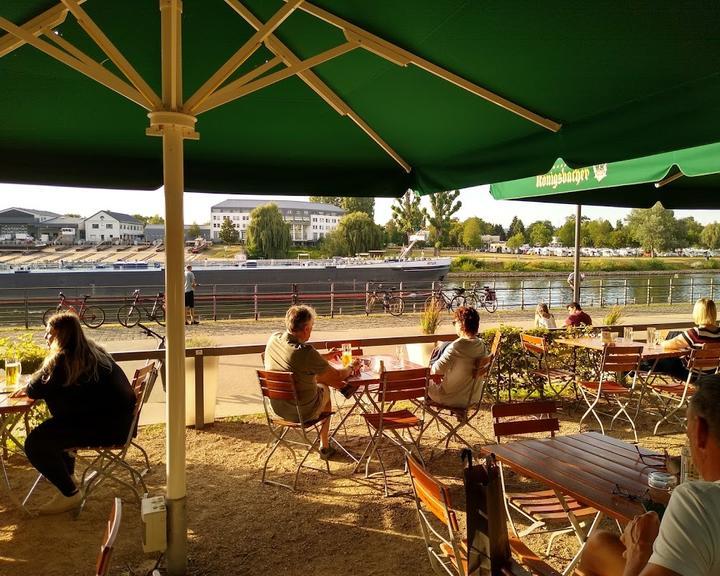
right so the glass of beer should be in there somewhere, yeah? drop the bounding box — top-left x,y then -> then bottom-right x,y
647,327 -> 657,348
623,327 -> 634,342
5,358 -> 21,390
341,343 -> 352,367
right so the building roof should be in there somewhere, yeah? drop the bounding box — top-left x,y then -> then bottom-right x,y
42,216 -> 85,226
211,198 -> 344,213
145,224 -> 211,230
0,207 -> 61,218
86,210 -> 142,224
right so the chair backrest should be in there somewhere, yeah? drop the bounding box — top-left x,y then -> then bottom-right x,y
407,455 -> 464,575
520,333 -> 547,358
491,401 -> 559,442
687,343 -> 720,373
127,362 -> 159,442
256,369 -> 297,402
465,355 -> 493,407
96,497 -> 122,576
379,367 -> 429,403
599,344 -> 643,374
489,330 -> 502,357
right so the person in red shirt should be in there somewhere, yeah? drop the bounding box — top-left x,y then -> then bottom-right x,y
565,302 -> 592,326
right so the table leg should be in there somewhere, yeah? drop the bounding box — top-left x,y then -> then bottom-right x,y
0,412 -> 34,516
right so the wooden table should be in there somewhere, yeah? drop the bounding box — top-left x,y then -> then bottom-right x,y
481,432 -> 664,575
0,391 -> 36,513
555,337 -> 687,361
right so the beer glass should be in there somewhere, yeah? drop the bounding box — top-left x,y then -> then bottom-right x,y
5,358 -> 21,390
341,343 -> 352,367
647,327 -> 657,348
623,327 -> 634,341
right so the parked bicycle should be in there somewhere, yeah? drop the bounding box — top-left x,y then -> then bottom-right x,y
365,285 -> 404,316
425,286 -> 467,312
465,283 -> 498,313
118,290 -> 165,327
42,292 -> 105,328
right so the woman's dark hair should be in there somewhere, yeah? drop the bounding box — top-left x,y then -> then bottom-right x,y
567,301 -> 582,311
454,306 -> 480,335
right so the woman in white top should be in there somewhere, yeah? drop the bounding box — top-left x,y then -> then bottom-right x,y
429,307 -> 488,407
534,303 -> 557,329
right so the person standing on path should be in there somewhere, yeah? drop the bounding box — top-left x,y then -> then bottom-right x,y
184,264 -> 198,325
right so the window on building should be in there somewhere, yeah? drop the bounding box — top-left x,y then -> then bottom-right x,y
92,223 -> 99,229
106,224 -> 113,229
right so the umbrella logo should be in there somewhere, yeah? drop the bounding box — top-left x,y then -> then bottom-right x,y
593,163 -> 608,182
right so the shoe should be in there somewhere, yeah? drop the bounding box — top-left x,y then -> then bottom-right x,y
185,321 -> 189,325
319,446 -> 337,461
339,383 -> 359,399
38,489 -> 83,515
192,320 -> 199,325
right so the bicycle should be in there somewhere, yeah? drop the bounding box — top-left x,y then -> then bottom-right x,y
465,283 -> 498,313
43,292 -> 106,328
425,286 -> 466,312
117,290 -> 166,327
365,285 -> 404,316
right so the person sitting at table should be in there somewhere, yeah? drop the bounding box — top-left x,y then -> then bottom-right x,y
578,374 -> 720,576
428,306 -> 488,408
565,301 -> 592,327
20,312 -> 136,515
650,297 -> 720,381
264,304 -> 358,460
534,303 -> 557,329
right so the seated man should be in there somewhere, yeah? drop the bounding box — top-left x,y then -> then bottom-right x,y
578,374 -> 720,576
428,306 -> 488,408
264,304 -> 358,460
565,301 -> 592,327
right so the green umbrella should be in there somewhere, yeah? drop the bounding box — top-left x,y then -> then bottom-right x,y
3,3 -> 720,574
490,142 -> 720,209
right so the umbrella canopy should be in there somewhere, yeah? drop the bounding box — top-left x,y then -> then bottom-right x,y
3,2 -> 720,197
490,142 -> 720,208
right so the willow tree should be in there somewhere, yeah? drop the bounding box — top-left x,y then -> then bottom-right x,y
391,190 -> 425,243
423,189 -> 461,246
246,203 -> 291,258
334,212 -> 383,256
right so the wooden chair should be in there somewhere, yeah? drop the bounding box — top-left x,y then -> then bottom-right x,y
354,367 -> 429,496
421,352 -> 494,451
492,401 -> 598,556
521,333 -> 577,400
578,344 -> 643,442
408,454 -> 563,576
96,497 -> 122,576
76,363 -> 158,509
256,369 -> 332,491
648,343 -> 720,434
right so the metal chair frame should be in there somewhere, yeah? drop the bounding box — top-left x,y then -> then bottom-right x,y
578,344 -> 644,442
520,333 -> 577,401
257,369 -> 332,491
354,367 -> 429,496
96,497 -> 122,576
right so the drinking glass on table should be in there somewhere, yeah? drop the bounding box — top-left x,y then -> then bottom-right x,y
395,345 -> 406,368
4,357 -> 21,390
647,327 -> 657,348
341,343 -> 352,367
624,327 -> 634,342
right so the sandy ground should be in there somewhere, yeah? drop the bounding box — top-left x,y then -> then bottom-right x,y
0,307 -> 692,575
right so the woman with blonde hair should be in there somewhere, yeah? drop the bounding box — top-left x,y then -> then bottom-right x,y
19,312 -> 136,514
534,303 -> 557,329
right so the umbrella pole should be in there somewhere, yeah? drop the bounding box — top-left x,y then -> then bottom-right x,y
573,204 -> 581,303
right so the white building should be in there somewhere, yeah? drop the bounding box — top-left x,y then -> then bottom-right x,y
210,199 -> 344,243
84,210 -> 143,243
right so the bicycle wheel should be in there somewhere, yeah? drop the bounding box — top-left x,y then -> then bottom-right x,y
82,306 -> 105,328
117,305 -> 141,328
464,293 -> 479,309
42,307 -> 60,326
484,298 -> 498,313
425,295 -> 443,310
387,296 -> 404,316
365,297 -> 375,315
152,305 -> 166,326
448,295 -> 466,311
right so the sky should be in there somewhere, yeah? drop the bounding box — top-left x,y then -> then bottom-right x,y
2,182 -> 720,229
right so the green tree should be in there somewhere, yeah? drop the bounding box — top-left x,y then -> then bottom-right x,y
462,217 -> 484,248
584,219 -> 613,247
218,217 -> 239,244
187,222 -> 201,239
391,190 -> 425,243
246,203 -> 290,258
334,212 -> 383,256
556,215 -> 590,247
308,196 -> 342,207
383,219 -> 403,245
341,197 -> 375,219
507,216 -> 526,241
676,216 -> 703,247
626,202 -> 678,256
448,219 -> 464,247
422,190 -> 462,247
491,223 -> 506,240
132,214 -> 164,226
527,220 -> 554,246
506,232 -> 526,251
701,223 -> 720,249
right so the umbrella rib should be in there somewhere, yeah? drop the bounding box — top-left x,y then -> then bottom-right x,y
0,16 -> 150,110
0,2 -> 80,59
287,0 -> 562,133
193,41 -> 358,115
226,0 -> 412,172
185,0 -> 304,113
60,0 -> 161,109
